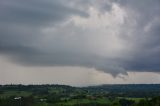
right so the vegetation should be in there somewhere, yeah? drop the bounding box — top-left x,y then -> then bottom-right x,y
0,84 -> 160,106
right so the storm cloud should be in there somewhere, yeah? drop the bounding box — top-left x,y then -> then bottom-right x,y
0,0 -> 160,76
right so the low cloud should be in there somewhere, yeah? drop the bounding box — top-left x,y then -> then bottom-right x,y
0,0 -> 160,76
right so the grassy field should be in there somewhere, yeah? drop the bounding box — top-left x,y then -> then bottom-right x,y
0,85 -> 160,106
117,97 -> 144,103
56,98 -> 111,106
0,90 -> 32,98
0,89 -> 146,106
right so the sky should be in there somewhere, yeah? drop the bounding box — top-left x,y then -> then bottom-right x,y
0,0 -> 160,86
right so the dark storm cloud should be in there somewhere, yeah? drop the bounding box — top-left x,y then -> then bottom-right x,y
0,0 -> 87,26
115,0 -> 160,72
0,0 -> 160,76
0,0 -> 88,55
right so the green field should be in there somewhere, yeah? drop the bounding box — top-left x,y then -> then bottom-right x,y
0,84 -> 160,106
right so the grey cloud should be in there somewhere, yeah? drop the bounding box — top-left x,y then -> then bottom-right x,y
0,0 -> 160,76
118,0 -> 160,72
0,0 -> 87,26
0,0 -> 88,53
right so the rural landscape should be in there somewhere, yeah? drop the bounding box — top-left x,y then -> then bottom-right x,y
0,84 -> 160,106
1,0 -> 160,106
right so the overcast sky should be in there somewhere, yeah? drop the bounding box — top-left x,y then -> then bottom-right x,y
0,0 -> 160,86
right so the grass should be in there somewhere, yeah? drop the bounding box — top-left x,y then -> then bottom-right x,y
56,98 -> 111,106
0,87 -> 146,106
0,91 -> 32,97
118,97 -> 144,103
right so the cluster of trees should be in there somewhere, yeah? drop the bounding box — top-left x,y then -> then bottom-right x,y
0,96 -> 35,106
135,96 -> 160,106
111,97 -> 160,106
85,84 -> 160,97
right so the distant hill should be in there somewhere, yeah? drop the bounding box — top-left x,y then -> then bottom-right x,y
0,84 -> 160,97
84,84 -> 160,97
